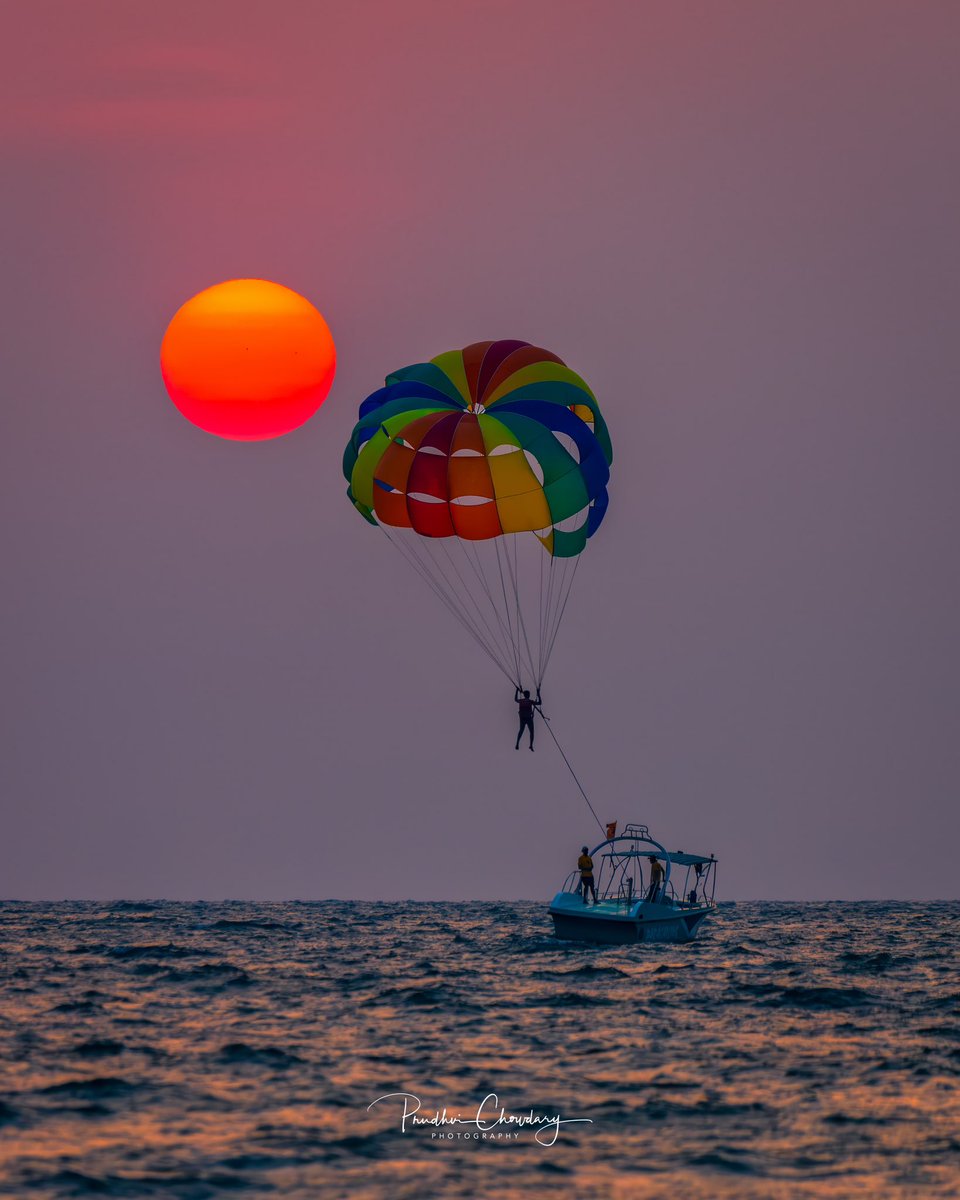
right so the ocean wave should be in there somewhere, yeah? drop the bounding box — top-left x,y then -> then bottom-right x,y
555,963 -> 629,977
364,984 -> 480,1010
217,1043 -> 303,1068
39,1077 -> 136,1100
70,1040 -> 126,1058
158,964 -> 254,988
209,918 -> 299,932
522,990 -> 618,1008
764,985 -> 876,1009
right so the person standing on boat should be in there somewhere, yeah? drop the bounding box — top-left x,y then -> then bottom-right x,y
514,686 -> 541,750
578,846 -> 597,903
645,854 -> 664,902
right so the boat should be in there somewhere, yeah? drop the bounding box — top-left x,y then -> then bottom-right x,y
549,824 -> 717,944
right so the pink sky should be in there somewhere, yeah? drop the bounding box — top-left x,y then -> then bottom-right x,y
2,1 -> 959,899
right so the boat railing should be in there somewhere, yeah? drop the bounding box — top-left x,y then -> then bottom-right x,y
557,832 -> 719,909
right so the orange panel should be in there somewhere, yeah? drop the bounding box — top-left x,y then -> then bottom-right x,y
375,439 -> 416,491
451,499 -> 502,540
373,486 -> 412,528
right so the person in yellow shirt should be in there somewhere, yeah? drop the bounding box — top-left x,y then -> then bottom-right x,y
645,854 -> 664,902
577,846 -> 597,904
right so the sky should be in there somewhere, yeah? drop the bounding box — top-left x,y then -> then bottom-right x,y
2,1 -> 958,900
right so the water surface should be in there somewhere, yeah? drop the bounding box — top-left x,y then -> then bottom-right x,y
1,901 -> 958,1198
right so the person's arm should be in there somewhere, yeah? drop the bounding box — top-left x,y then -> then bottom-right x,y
514,686 -> 521,702
534,688 -> 542,708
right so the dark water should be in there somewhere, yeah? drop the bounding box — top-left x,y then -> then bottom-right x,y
1,902 -> 958,1199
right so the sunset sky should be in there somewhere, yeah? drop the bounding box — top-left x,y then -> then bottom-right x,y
2,1 -> 958,900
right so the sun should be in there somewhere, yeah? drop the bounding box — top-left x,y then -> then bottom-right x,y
160,279 -> 336,440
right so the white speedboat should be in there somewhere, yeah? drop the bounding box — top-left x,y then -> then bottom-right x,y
549,824 -> 717,944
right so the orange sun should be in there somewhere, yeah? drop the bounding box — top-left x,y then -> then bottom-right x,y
160,279 -> 336,440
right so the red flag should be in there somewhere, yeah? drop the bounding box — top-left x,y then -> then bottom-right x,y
605,821 -> 617,840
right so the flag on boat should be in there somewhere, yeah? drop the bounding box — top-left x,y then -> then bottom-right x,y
606,821 -> 617,839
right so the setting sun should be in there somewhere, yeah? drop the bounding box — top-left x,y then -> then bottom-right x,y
160,279 -> 336,440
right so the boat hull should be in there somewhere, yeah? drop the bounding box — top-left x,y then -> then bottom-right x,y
549,893 -> 713,944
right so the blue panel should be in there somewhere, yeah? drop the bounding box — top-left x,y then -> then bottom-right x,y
587,487 -> 609,537
496,400 -> 610,498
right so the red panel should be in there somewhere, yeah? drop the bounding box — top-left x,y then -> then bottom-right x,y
394,410 -> 452,450
406,411 -> 457,536
418,410 -> 460,454
407,449 -> 448,499
481,344 -> 565,404
476,340 -> 529,404
408,497 -> 455,537
460,341 -> 493,409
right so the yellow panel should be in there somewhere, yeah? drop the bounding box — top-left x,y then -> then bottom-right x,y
489,450 -> 551,533
497,488 -> 552,534
484,362 -> 597,407
431,350 -> 471,407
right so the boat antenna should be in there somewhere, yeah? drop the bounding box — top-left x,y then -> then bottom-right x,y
540,709 -> 606,836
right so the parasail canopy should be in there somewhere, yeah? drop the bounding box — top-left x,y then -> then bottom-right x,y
343,340 -> 612,688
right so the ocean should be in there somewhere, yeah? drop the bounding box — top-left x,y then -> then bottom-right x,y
0,901 -> 958,1198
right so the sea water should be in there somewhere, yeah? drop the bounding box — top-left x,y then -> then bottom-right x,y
0,901 -> 958,1198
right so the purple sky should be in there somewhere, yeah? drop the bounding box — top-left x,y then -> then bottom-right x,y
2,2 -> 958,900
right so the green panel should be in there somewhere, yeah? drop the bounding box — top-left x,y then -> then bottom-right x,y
543,470 -> 590,524
349,426 -> 393,510
427,351 -> 471,406
490,381 -> 612,463
351,396 -> 454,446
488,412 -> 578,484
476,414 -> 523,451
347,486 -> 378,525
550,524 -> 589,558
385,362 -> 466,406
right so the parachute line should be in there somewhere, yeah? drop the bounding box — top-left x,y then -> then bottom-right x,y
379,528 -> 517,685
502,536 -> 537,686
437,539 -> 518,677
542,553 -> 581,681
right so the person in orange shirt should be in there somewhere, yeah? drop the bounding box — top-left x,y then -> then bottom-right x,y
577,846 -> 597,904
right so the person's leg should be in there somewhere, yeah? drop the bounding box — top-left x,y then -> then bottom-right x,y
528,718 -> 535,749
515,720 -> 523,749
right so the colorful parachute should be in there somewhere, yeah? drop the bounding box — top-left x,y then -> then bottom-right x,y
343,340 -> 612,687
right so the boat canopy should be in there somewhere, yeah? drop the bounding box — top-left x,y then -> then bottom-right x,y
664,851 -> 714,866
608,848 -> 713,866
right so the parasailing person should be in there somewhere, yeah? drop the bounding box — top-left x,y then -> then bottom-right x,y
514,686 -> 542,750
